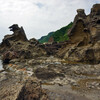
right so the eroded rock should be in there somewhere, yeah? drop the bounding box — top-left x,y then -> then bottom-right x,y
0,24 -> 46,63
0,73 -> 48,100
16,79 -> 48,100
2,51 -> 18,63
57,4 -> 100,64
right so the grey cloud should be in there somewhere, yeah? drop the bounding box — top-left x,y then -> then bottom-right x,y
0,0 -> 100,43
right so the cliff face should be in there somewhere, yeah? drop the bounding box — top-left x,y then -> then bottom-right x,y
0,24 -> 46,63
57,4 -> 100,64
68,4 -> 100,45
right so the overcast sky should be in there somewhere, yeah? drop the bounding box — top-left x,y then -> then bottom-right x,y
0,0 -> 100,42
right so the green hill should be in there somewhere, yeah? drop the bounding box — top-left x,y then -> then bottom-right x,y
38,22 -> 73,43
38,32 -> 54,43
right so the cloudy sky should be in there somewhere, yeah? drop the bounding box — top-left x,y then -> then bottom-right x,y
0,0 -> 100,42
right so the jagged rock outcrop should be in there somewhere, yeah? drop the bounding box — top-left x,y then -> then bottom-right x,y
68,4 -> 100,45
0,73 -> 48,100
57,4 -> 100,64
9,24 -> 28,41
0,24 -> 46,63
68,8 -> 90,46
0,24 -> 28,48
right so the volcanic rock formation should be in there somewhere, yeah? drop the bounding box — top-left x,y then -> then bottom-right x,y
57,4 -> 100,64
0,24 -> 46,63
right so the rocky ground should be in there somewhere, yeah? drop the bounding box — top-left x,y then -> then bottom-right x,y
0,56 -> 100,100
0,72 -> 48,100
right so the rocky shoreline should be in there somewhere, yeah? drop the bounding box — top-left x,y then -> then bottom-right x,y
1,56 -> 100,100
0,4 -> 100,100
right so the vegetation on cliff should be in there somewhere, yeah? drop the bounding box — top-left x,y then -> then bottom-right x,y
38,32 -> 54,44
39,22 -> 73,43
